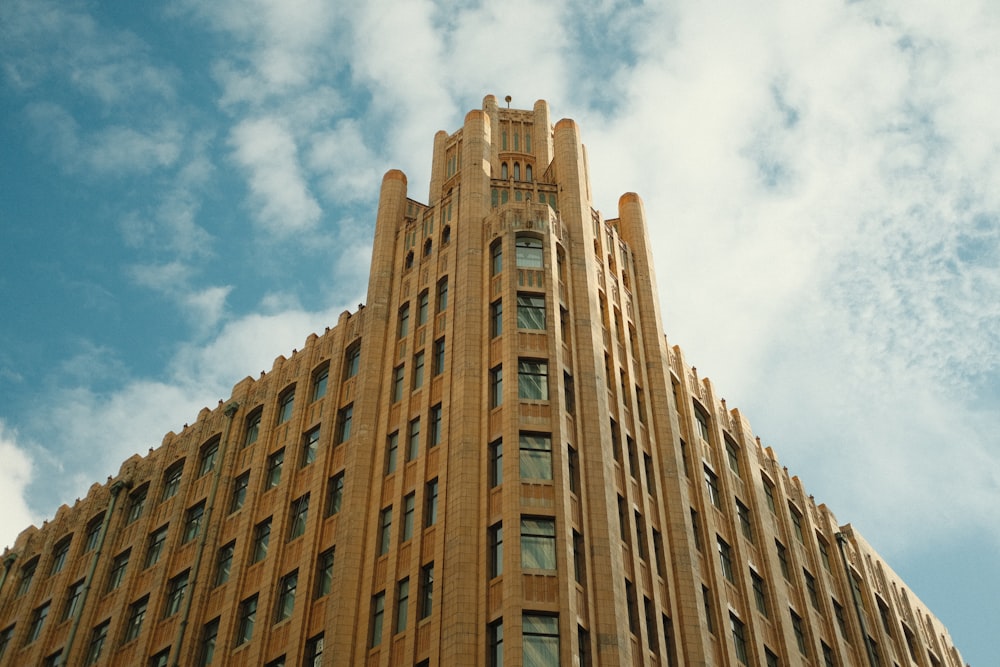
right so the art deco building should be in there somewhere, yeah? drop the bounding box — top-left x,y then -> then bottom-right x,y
0,97 -> 965,667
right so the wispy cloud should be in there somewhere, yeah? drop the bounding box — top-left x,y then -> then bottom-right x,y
0,421 -> 38,550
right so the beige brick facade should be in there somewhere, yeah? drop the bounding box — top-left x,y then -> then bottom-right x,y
0,97 -> 965,667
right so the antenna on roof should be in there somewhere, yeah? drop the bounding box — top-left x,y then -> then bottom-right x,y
505,95 -> 512,108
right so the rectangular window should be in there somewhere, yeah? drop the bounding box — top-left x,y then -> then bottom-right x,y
126,485 -> 148,524
200,618 -> 219,666
652,529 -> 666,577
244,410 -> 262,447
236,595 -> 258,645
345,345 -> 361,379
275,570 -> 298,622
162,461 -> 184,501
518,359 -> 548,400
490,300 -> 503,338
252,518 -> 271,563
413,351 -> 425,389
402,493 -> 415,540
822,641 -> 836,667
385,432 -> 399,474
395,578 -> 409,633
703,585 -> 714,633
230,472 -> 249,513
634,511 -> 647,560
725,438 -> 741,477
489,366 -> 503,407
491,241 -> 503,275
515,236 -> 543,268
737,500 -> 754,542
164,570 -> 190,617
425,479 -> 439,526
418,291 -> 429,326
522,614 -> 559,667
752,570 -> 769,617
277,389 -> 295,424
694,407 -> 710,442
107,550 -> 129,591
145,525 -> 168,568
316,549 -> 334,598
312,365 -> 329,401
776,540 -> 790,579
85,621 -> 109,665
407,418 -> 421,461
762,474 -> 777,513
199,439 -> 219,477
62,579 -> 85,621
302,426 -> 320,465
517,293 -> 546,329
489,523 -> 503,578
289,494 -> 309,540
419,563 -> 434,619
326,473 -> 344,516
644,597 -> 658,651
573,530 -> 585,583
433,338 -> 445,375
805,569 -> 820,610
124,596 -> 148,642
429,404 -> 442,447
266,449 -> 284,488
437,278 -> 448,312
488,619 -> 503,667
818,535 -> 832,572
336,404 -> 354,445
519,432 -> 552,480
370,592 -> 386,647
791,609 -> 807,655
717,536 -> 735,583
643,453 -> 655,498
730,614 -> 749,665
834,599 -> 848,638
489,439 -> 503,487
215,541 -> 235,586
790,503 -> 805,543
626,436 -> 639,478
398,304 -> 410,338
625,579 -> 639,635
704,466 -> 721,508
183,502 -> 205,543
26,602 -> 49,642
378,507 -> 393,555
391,365 -> 404,403
521,517 -> 556,570
618,495 -> 628,541
690,508 -> 702,551
567,446 -> 579,493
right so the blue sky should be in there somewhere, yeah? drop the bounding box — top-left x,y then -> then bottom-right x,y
2,0 -> 998,662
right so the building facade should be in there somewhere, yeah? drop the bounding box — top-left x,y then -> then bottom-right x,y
0,97 -> 965,667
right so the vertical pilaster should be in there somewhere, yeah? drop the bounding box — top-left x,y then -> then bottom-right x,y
533,99 -> 552,169
428,131 -> 448,206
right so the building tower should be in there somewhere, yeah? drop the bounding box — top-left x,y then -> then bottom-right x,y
0,97 -> 965,667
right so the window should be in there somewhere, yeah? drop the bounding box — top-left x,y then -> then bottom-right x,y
183,502 -> 205,543
84,514 -> 104,552
107,550 -> 129,591
805,569 -> 820,610
199,438 -> 219,476
62,579 -> 85,621
488,619 -> 503,667
517,293 -> 546,329
275,570 -> 298,621
215,542 -> 235,586
762,474 -> 776,513
413,351 -> 425,389
302,426 -> 320,465
752,570 -> 769,617
236,595 -> 257,645
419,563 -> 434,619
161,461 -> 185,501
370,592 -> 386,647
344,345 -> 361,379
522,614 -> 559,667
385,432 -> 399,474
625,580 -> 639,635
704,466 -> 721,508
567,446 -> 579,493
572,531 -> 585,583
312,364 -> 329,401
428,403 -> 443,447
818,535 -> 832,572
0,626 -> 11,661
27,602 -> 49,643
289,494 -> 309,540
51,537 -> 71,574
244,409 -> 262,447
17,557 -> 38,596
515,236 -> 543,268
791,609 -> 807,654
252,518 -> 271,563
395,578 -> 409,633
834,599 -> 848,638
425,478 -> 439,526
145,525 -> 168,568
164,570 -> 190,617
730,614 -> 749,665
378,507 -> 393,555
126,485 -> 148,524
85,621 -> 109,665
316,549 -> 334,598
718,536 -> 735,583
277,389 -> 295,424
178,613 -> 207,660
765,648 -> 779,667
490,300 -> 503,337
790,504 -> 804,543
690,508 -> 702,551
737,500 -> 754,542
423,238 -> 433,256
489,439 -> 503,487
43,650 -> 63,667
326,473 -> 344,516
521,517 -> 556,570
626,435 -> 639,478
519,432 -> 552,480
618,495 -> 628,541
564,372 -> 575,414
703,585 -> 714,633
489,365 -> 503,407
124,596 -> 148,642
491,240 -> 503,275
417,292 -> 428,327
391,365 -> 404,403
441,225 -> 451,245
652,529 -> 666,577
725,438 -> 741,477
433,338 -> 445,375
266,449 -> 284,488
776,540 -> 790,578
399,302 -> 411,336
489,523 -> 503,578
694,407 -> 710,442
305,634 -> 324,667
407,418 -> 421,461
634,512 -> 647,559
402,493 -> 416,541
230,472 -> 249,513
822,641 -> 835,667
437,277 -> 448,312
518,359 -> 548,400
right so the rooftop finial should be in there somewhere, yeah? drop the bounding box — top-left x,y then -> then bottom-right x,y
505,95 -> 512,108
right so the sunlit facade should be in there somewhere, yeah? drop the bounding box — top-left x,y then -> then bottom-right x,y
0,97 -> 965,667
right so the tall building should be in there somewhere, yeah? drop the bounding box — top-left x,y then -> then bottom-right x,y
0,97 -> 965,667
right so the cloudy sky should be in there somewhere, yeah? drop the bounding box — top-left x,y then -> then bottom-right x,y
2,0 -> 997,662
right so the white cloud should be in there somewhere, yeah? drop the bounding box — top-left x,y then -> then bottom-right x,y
0,420 -> 38,551
229,117 -> 322,235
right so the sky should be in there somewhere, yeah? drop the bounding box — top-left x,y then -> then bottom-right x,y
1,0 -> 997,662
